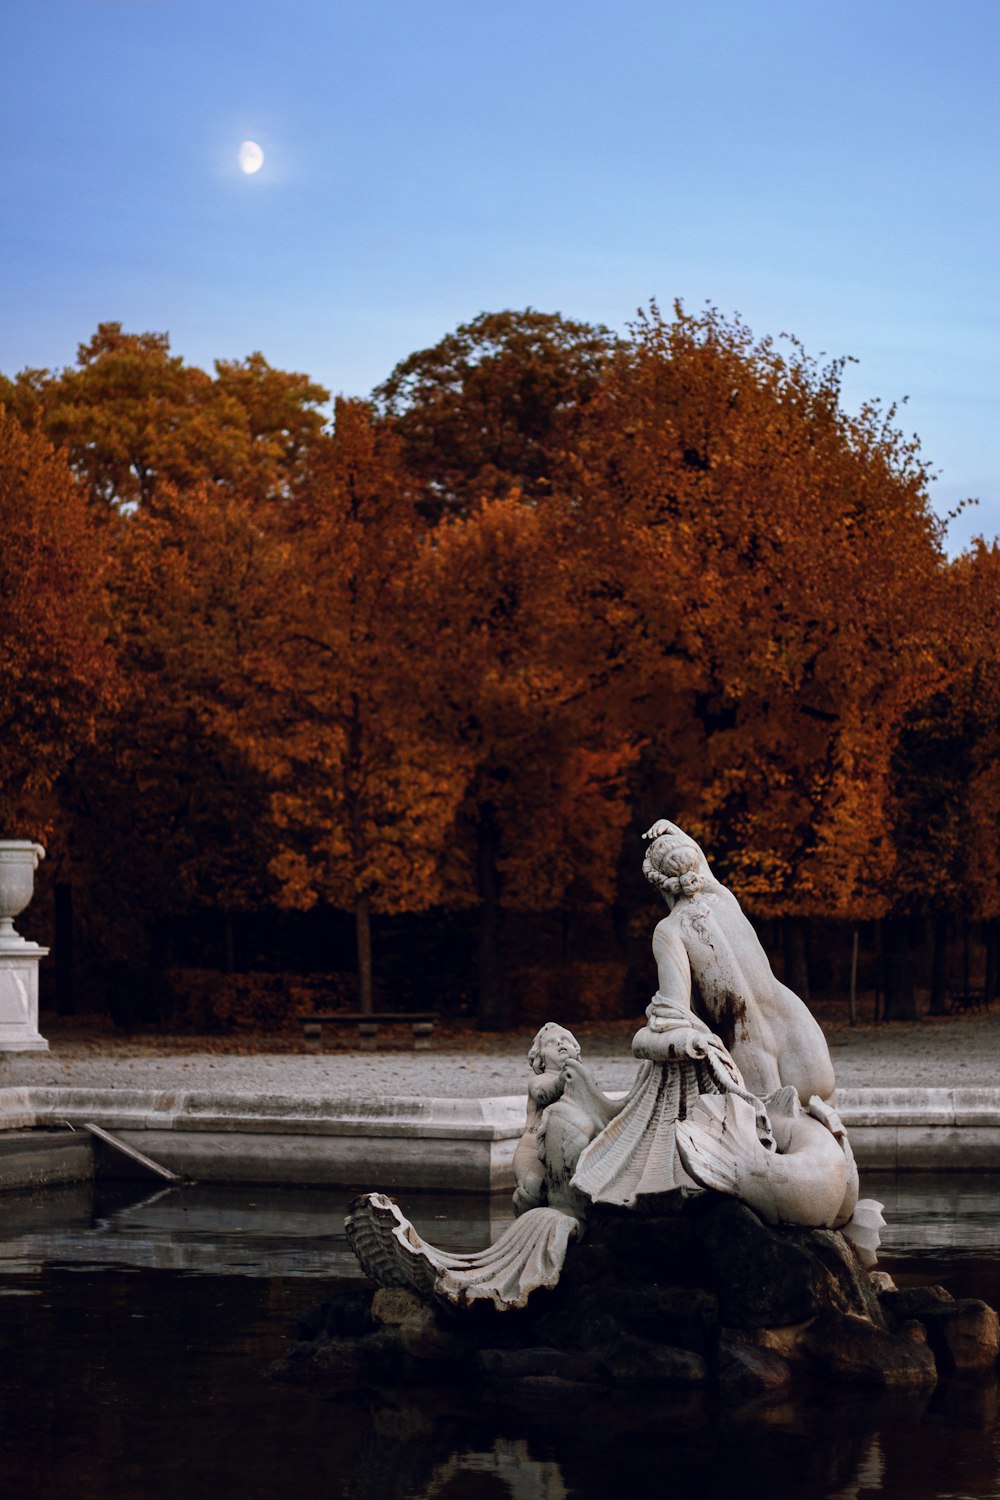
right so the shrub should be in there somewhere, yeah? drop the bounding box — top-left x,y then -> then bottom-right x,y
161,969 -> 359,1033
509,961 -> 627,1028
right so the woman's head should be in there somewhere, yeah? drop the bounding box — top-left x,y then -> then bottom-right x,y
528,1022 -> 581,1075
643,834 -> 705,904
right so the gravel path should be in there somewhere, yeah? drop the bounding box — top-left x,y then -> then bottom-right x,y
2,1011 -> 997,1097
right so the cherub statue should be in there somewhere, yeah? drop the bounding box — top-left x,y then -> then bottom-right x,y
513,1022 -> 622,1218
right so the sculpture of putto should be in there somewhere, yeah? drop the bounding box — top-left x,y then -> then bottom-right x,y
347,819 -> 883,1310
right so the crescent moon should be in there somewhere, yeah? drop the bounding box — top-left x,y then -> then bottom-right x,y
238,140 -> 264,175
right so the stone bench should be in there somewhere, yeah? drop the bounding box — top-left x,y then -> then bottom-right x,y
300,1012 -> 438,1051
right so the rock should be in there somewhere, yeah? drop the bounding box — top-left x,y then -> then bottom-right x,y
801,1311 -> 938,1388
369,1285 -> 473,1362
601,1332 -> 708,1387
271,1334 -> 366,1386
305,1336 -> 367,1382
801,1229 -> 885,1324
532,1306 -> 624,1357
577,1199 -> 700,1287
687,1198 -> 885,1330
476,1347 -> 603,1383
371,1287 -> 427,1326
915,1299 -> 1000,1373
399,1315 -> 472,1363
718,1330 -> 793,1399
746,1320 -> 814,1360
877,1282 -> 1000,1370
688,1198 -> 829,1328
869,1271 -> 897,1294
601,1283 -> 719,1351
297,1287 -> 374,1341
880,1284 -> 953,1323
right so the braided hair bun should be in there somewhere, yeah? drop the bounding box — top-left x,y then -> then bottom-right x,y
642,836 -> 705,900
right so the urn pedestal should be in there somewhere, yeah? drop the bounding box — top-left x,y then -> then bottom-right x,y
0,841 -> 49,1052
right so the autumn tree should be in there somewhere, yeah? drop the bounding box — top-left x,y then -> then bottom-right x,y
409,494 -> 636,1028
0,327 -> 332,999
233,399 -> 468,1013
562,302 -> 945,1007
1,323 -> 329,510
374,309 -> 619,520
890,540 -> 1000,1010
0,408 -> 117,838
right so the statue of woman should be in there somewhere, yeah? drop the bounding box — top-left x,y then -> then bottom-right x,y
636,825 -> 835,1104
573,824 -> 860,1231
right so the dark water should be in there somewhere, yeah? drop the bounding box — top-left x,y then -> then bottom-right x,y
0,1174 -> 997,1500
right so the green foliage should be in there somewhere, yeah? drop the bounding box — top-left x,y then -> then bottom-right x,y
373,308 -> 619,519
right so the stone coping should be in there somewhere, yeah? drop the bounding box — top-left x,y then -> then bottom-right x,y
2,1084 -> 998,1136
836,1087 -> 1000,1127
1,1085 -> 997,1187
0,1086 -> 528,1140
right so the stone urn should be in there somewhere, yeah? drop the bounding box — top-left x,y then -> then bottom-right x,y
0,841 -> 49,1050
0,840 -> 46,948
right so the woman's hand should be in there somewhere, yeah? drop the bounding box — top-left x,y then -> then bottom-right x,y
642,818 -> 678,842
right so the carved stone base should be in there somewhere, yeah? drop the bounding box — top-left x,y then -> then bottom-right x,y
0,944 -> 49,1051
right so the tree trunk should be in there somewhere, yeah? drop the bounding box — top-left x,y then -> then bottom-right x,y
55,882 -> 75,1016
881,916 -> 917,1020
356,892 -> 373,1016
929,916 -> 949,1016
984,920 -> 998,1006
476,804 -> 509,1031
962,920 -> 971,998
848,927 -> 859,1027
783,917 -> 811,1003
223,913 -> 236,974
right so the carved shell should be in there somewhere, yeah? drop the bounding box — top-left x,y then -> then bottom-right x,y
344,1192 -> 438,1299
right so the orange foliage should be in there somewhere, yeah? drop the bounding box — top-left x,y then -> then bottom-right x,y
0,409 -> 117,837
237,400 -> 469,919
409,494 -> 637,913
1,307 -> 992,1023
563,302 -> 946,917
892,540 -> 1000,920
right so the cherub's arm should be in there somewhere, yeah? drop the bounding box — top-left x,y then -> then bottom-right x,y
560,1059 -> 624,1128
525,1071 -> 565,1125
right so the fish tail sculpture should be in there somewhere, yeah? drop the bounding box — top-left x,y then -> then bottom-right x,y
675,1090 -> 858,1230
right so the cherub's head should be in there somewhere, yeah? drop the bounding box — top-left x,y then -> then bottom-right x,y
527,1022 -> 581,1075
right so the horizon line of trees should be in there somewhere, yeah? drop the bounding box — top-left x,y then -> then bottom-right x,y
1,304 -> 997,1027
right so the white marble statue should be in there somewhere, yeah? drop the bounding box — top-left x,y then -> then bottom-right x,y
348,1025 -> 621,1308
346,818 -> 883,1308
574,821 -> 873,1241
345,1192 -> 580,1311
637,821 -> 836,1103
512,1023 -> 622,1218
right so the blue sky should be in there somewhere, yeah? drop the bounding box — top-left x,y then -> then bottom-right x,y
3,0 -> 997,551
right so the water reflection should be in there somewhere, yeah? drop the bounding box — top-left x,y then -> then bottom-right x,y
0,1175 -> 996,1499
0,1180 -> 515,1277
333,1379 -> 1000,1500
1,1171 -> 995,1285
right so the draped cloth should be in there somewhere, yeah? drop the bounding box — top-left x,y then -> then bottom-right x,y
571,995 -> 771,1209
